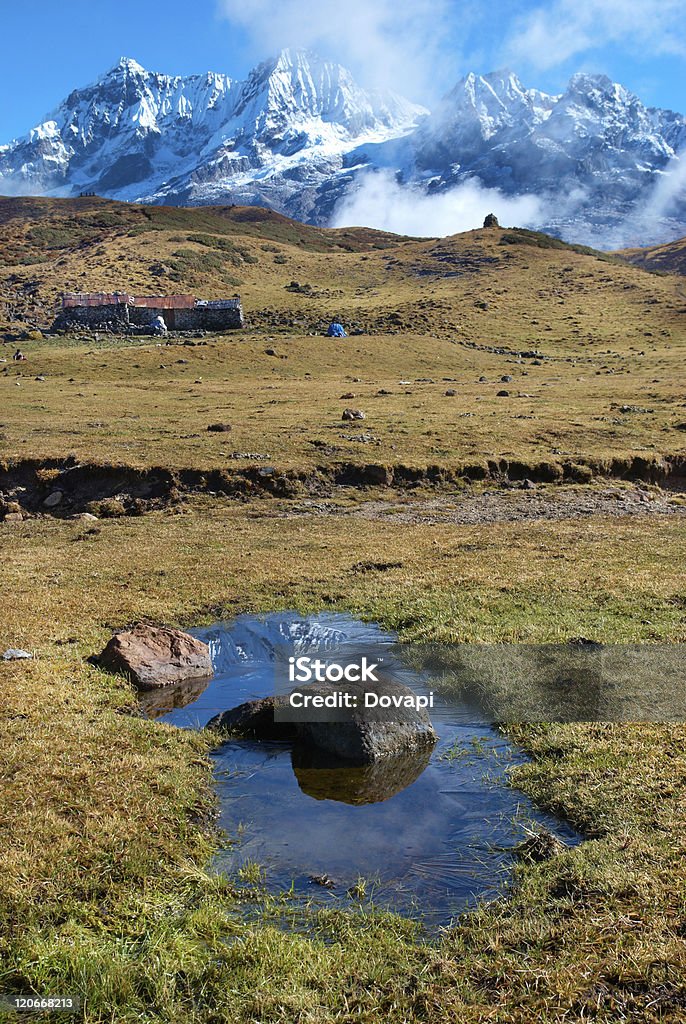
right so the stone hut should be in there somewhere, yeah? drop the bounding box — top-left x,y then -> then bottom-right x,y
53,292 -> 243,332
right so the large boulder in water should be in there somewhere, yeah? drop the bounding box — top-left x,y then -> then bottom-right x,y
208,677 -> 437,764
208,695 -> 297,741
98,623 -> 213,690
297,677 -> 436,762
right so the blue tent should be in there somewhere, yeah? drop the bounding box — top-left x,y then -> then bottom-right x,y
327,321 -> 347,337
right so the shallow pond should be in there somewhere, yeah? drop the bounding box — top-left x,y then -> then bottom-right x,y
153,613 -> 579,927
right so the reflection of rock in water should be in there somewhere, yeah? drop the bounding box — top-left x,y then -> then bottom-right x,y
292,743 -> 433,805
138,674 -> 213,718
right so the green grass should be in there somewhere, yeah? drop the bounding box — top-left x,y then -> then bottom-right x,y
0,503 -> 684,1021
0,195 -> 685,1022
498,227 -> 622,262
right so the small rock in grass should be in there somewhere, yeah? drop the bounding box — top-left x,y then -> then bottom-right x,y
445,389 -> 457,396
342,408 -> 366,421
3,648 -> 33,661
207,423 -> 232,432
496,389 -> 510,397
43,491 -> 63,508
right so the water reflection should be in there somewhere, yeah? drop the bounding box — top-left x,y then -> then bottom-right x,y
292,743 -> 434,805
155,613 -> 581,926
139,674 -> 214,718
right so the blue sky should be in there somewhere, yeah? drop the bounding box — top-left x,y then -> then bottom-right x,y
1,0 -> 685,142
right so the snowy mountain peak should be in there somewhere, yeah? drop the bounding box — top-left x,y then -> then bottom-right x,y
0,51 -> 423,203
230,47 -> 423,138
566,72 -> 616,96
0,57 -> 684,247
429,68 -> 555,146
270,47 -> 322,73
459,69 -> 527,97
110,56 -> 148,76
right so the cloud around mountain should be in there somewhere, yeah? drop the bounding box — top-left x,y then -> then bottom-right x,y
0,50 -> 685,247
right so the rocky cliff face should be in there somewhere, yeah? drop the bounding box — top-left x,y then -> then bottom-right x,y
1,53 -> 685,246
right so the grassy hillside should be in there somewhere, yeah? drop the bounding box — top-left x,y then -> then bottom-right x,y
1,197 -> 684,473
0,196 -> 420,328
619,234 -> 686,276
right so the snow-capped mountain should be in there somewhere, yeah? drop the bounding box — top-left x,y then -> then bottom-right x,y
405,70 -> 686,246
1,53 -> 685,247
0,51 -> 426,224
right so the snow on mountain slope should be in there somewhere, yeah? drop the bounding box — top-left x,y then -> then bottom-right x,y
405,70 -> 686,246
0,49 -> 426,220
0,57 -> 238,194
1,54 -> 685,246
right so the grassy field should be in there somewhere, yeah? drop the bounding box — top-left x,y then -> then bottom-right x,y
2,329 -> 686,473
2,199 -> 685,474
1,505 -> 686,1022
1,197 -> 685,1022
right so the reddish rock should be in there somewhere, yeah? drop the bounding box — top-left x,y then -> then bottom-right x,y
98,623 -> 213,690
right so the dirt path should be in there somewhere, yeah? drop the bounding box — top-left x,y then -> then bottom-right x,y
256,485 -> 686,526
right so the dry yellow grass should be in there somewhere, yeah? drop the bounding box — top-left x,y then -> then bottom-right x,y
1,502 -> 685,1022
1,331 -> 683,470
1,198 -> 686,1022
1,200 -> 684,473
0,498 -> 684,651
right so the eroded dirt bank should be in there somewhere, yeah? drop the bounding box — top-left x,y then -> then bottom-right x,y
0,452 -> 685,522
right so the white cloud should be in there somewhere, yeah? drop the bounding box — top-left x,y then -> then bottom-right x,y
217,0 -> 456,100
629,156 -> 686,243
330,171 -> 544,236
505,0 -> 686,72
0,174 -> 47,197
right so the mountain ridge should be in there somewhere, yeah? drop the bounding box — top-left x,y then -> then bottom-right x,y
1,50 -> 685,248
